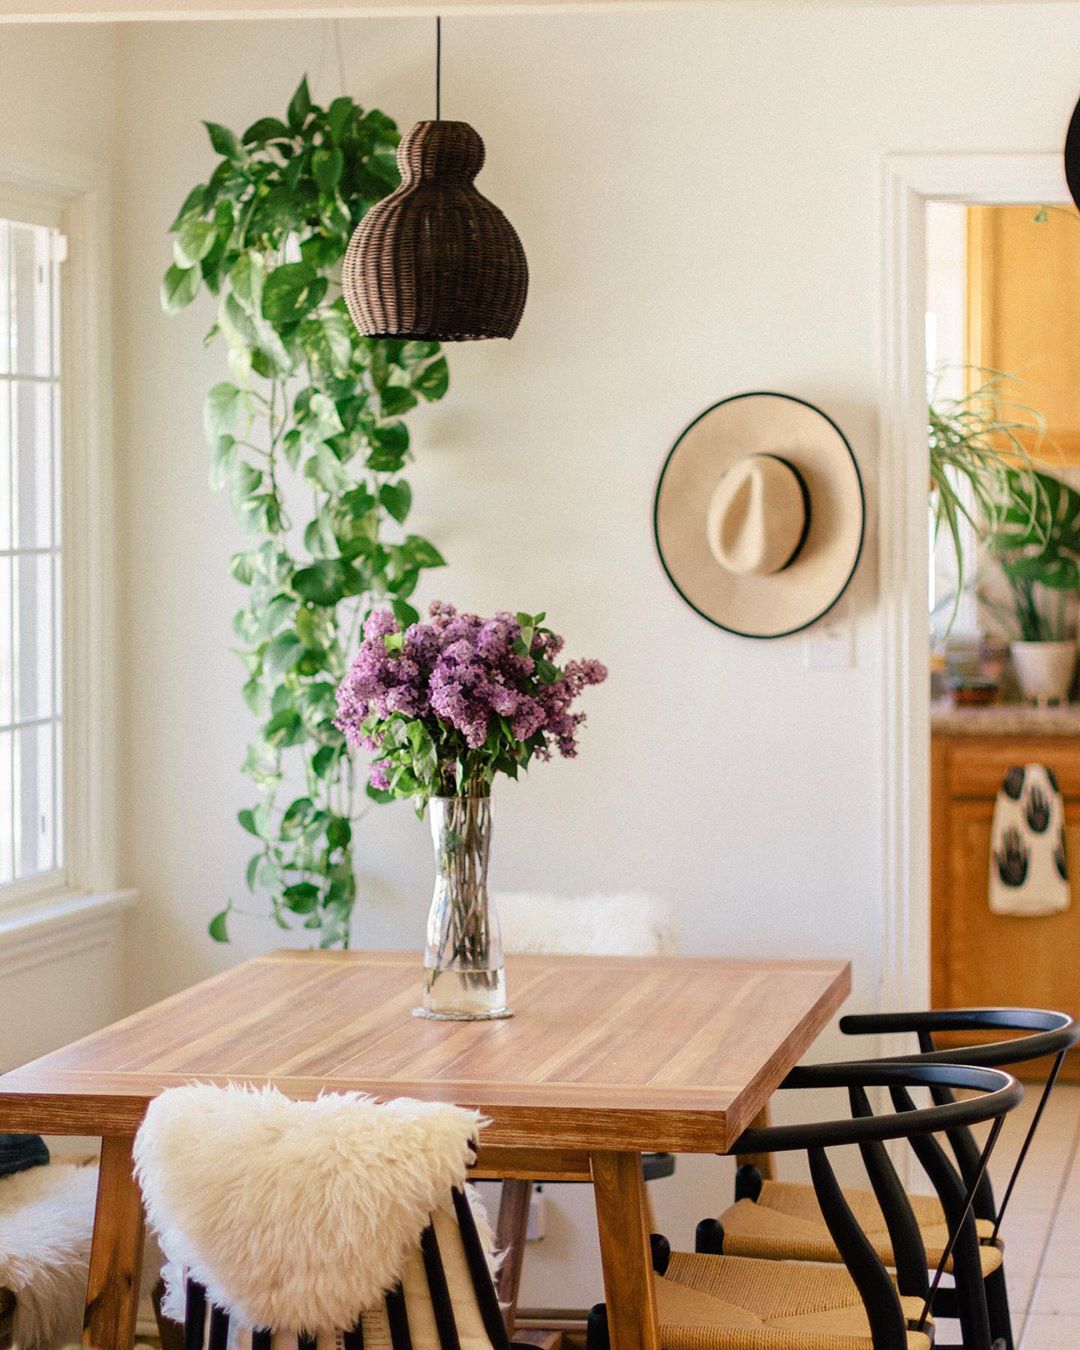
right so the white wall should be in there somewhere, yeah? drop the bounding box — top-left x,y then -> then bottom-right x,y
108,5 -> 1080,1304
0,26 -> 129,1079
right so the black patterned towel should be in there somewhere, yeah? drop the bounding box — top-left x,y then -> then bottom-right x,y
989,764 -> 1070,916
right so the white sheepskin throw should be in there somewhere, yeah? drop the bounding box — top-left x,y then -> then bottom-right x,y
495,891 -> 679,957
0,1161 -> 98,1350
134,1085 -> 485,1334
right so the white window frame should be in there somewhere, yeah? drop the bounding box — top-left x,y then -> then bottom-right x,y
0,148 -> 123,921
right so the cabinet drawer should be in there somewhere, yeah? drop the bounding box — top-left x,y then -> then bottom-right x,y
947,740 -> 1080,798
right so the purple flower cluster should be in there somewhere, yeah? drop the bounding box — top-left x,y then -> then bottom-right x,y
335,602 -> 607,795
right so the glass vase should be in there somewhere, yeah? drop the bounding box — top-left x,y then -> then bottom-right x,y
415,795 -> 512,1021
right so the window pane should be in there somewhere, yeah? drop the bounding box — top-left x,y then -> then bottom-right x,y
0,221 -> 9,379
14,721 -> 55,878
0,381 -> 9,553
14,553 -> 53,722
0,213 -> 63,891
0,730 -> 11,885
0,557 -> 11,727
11,222 -> 51,378
13,381 -> 52,549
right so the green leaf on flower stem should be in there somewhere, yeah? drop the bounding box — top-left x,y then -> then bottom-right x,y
313,146 -> 344,193
391,598 -> 419,628
366,782 -> 394,804
262,263 -> 328,326
413,356 -> 449,402
283,882 -> 320,914
204,382 -> 245,440
204,121 -> 242,161
379,480 -> 412,524
175,218 -> 217,267
293,559 -> 362,606
209,434 -> 236,491
161,263 -> 200,315
264,631 -> 304,676
208,906 -> 232,942
242,116 -> 291,146
288,76 -> 313,132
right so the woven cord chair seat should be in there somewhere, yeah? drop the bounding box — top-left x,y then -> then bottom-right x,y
718,1181 -> 1001,1276
656,1251 -> 931,1350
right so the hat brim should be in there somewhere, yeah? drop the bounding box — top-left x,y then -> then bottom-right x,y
654,392 -> 865,639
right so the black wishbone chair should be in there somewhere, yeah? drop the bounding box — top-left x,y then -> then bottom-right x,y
588,1061 -> 1022,1350
700,1009 -> 1078,1350
179,1186 -> 520,1350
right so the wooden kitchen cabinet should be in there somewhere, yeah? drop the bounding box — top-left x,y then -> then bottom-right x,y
932,730 -> 1080,1078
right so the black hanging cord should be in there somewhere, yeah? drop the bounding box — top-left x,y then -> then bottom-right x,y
435,16 -> 442,121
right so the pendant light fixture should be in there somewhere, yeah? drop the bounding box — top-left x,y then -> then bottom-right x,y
342,18 -> 529,342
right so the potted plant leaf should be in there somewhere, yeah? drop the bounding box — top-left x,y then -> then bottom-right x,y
990,469 -> 1080,705
929,369 -> 1046,628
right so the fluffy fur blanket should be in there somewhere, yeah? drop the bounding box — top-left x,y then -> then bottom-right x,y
134,1084 -> 486,1333
0,1161 -> 98,1350
496,891 -> 679,956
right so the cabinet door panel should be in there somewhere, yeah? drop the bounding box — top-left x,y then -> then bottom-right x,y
946,798 -> 1080,1018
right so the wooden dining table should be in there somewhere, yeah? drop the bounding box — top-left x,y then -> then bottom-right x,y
0,949 -> 850,1350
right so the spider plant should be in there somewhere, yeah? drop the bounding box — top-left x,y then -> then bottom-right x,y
929,368 -> 1047,625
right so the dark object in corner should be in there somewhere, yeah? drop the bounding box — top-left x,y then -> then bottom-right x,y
0,1134 -> 48,1177
1066,96 -> 1080,212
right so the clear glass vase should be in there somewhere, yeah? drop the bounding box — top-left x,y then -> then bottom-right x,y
415,795 -> 512,1021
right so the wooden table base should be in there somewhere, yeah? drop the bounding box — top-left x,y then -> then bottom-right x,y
591,1152 -> 659,1350
83,1136 -> 145,1350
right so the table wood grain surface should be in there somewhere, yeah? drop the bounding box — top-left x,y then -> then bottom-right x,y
0,949 -> 850,1151
0,949 -> 850,1350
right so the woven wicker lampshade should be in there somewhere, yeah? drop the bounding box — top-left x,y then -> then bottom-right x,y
342,119 -> 528,342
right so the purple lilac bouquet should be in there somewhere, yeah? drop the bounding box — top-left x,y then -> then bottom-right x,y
335,602 -> 607,803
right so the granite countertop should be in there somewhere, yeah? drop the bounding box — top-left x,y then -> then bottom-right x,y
931,701 -> 1080,736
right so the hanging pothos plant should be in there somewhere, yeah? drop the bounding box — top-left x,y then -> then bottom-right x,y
162,77 -> 450,948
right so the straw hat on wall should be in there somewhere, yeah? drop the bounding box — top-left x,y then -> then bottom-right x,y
654,392 -> 864,639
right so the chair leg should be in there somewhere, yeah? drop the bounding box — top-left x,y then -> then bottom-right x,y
984,1264 -> 1014,1350
495,1179 -> 534,1333
152,1279 -> 185,1350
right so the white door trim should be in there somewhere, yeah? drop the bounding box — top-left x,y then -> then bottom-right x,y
879,152 -> 1070,1024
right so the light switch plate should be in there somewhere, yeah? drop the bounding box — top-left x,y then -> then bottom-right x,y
802,599 -> 854,670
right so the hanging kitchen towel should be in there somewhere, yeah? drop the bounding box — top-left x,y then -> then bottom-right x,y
989,764 -> 1070,916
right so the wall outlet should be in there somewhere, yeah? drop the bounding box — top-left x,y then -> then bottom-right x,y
802,599 -> 854,670
527,1185 -> 546,1241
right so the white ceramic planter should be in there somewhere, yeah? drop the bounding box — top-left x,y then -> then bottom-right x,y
1010,641 -> 1078,707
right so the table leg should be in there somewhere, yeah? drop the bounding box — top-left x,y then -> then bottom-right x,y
735,1102 -> 776,1179
590,1151 -> 659,1350
83,1135 -> 145,1350
495,1178 -> 533,1330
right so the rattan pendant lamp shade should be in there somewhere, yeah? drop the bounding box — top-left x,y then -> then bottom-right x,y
342,21 -> 528,342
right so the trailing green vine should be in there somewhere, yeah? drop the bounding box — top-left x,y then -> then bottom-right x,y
162,77 -> 449,948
